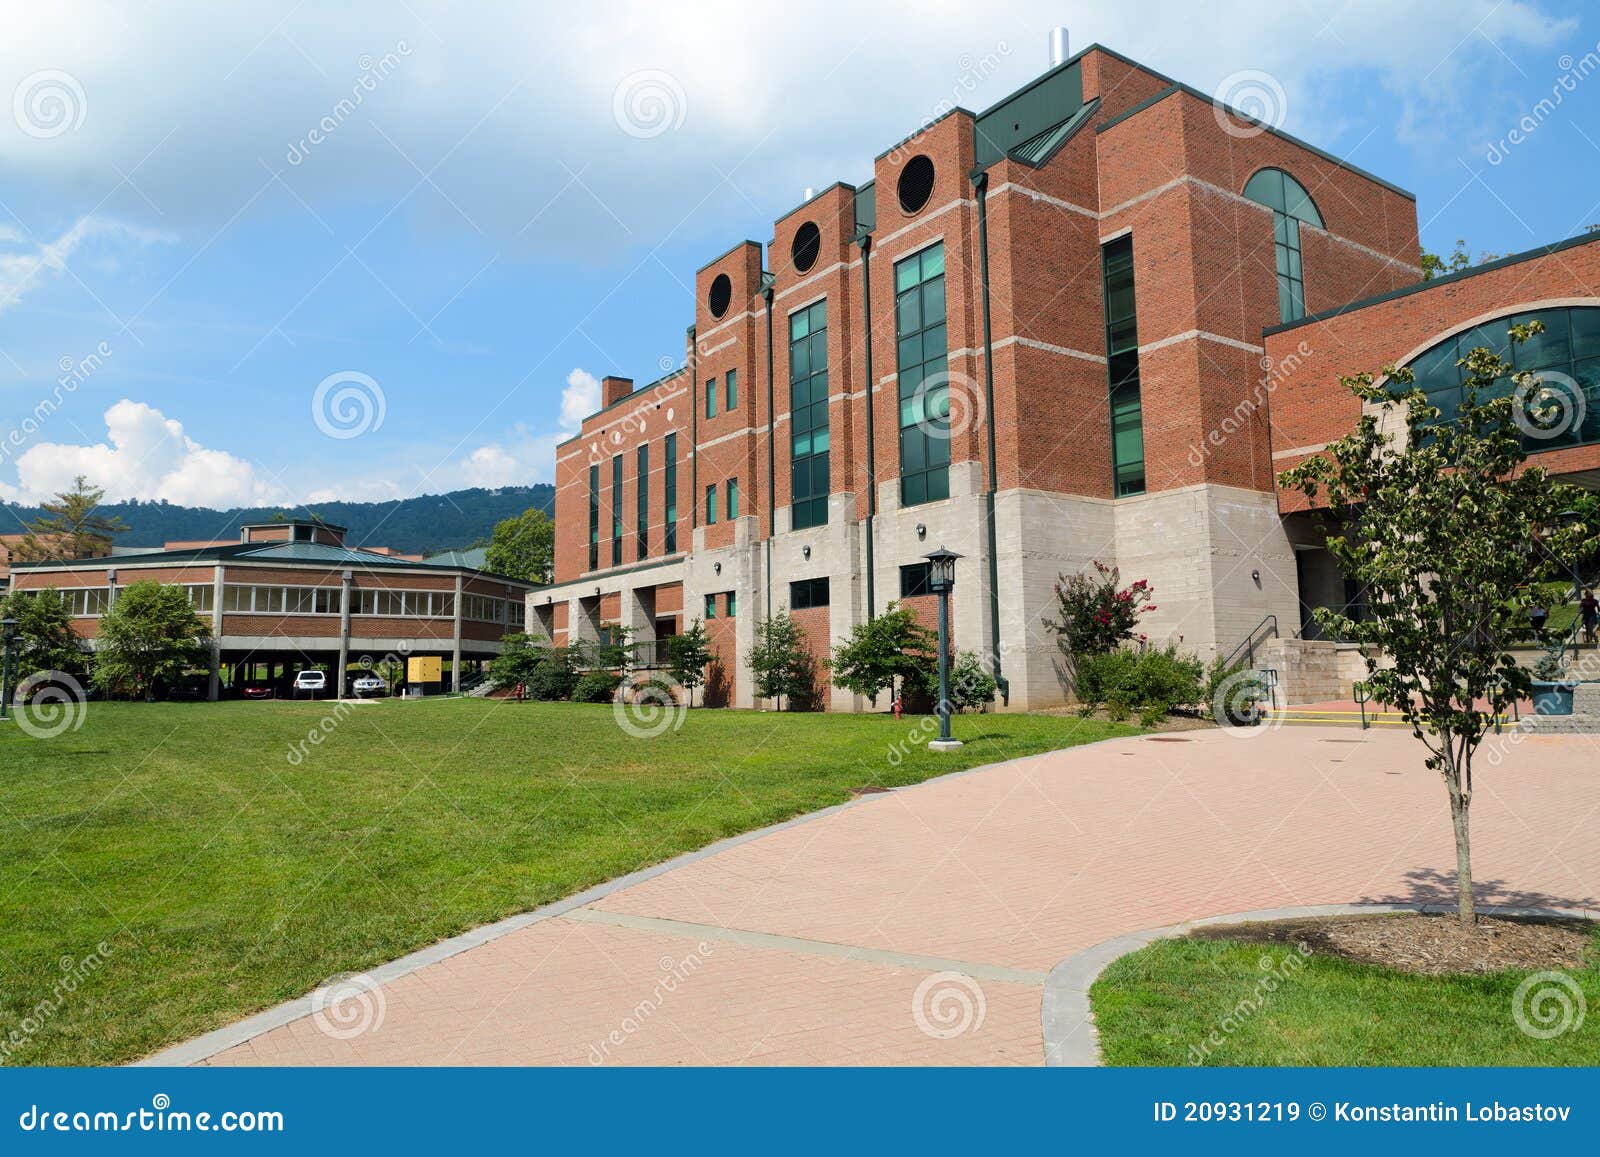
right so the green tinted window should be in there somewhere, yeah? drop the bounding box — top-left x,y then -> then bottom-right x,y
1244,168 -> 1321,323
789,300 -> 830,529
1102,235 -> 1145,496
894,243 -> 950,508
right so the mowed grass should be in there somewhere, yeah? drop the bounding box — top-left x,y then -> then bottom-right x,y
0,698 -> 1137,1065
1091,936 -> 1600,1066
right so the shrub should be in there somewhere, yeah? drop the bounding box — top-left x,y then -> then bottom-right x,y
526,648 -> 580,700
572,670 -> 622,703
948,651 -> 998,712
1076,643 -> 1202,717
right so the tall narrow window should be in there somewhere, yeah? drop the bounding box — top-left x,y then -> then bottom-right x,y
705,378 -> 717,419
706,483 -> 718,525
663,433 -> 678,553
611,455 -> 623,566
727,478 -> 739,520
588,463 -> 600,571
1243,168 -> 1323,324
1102,234 -> 1145,496
636,443 -> 649,558
789,299 -> 830,529
894,242 -> 949,507
725,369 -> 738,411
705,593 -> 717,619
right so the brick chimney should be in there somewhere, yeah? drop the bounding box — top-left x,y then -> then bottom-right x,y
601,375 -> 633,407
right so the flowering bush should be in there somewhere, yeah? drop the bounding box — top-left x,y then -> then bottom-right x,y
1042,562 -> 1156,659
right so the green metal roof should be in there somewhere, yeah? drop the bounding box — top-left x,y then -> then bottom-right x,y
974,59 -> 1084,169
10,539 -> 540,586
1005,98 -> 1099,168
425,546 -> 489,569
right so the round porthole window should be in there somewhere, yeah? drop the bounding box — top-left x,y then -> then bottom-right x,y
708,273 -> 732,319
791,221 -> 821,273
897,154 -> 935,214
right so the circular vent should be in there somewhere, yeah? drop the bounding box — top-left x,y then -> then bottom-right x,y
897,155 -> 936,214
708,273 -> 732,318
791,221 -> 821,273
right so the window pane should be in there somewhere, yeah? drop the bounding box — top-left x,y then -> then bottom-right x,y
1514,309 -> 1572,370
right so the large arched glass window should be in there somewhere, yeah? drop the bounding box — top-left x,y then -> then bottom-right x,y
1402,305 -> 1600,448
1244,168 -> 1323,324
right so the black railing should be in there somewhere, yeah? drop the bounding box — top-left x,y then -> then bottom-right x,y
1222,614 -> 1279,672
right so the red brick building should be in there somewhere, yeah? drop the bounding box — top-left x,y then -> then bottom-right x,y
539,39 -> 1599,709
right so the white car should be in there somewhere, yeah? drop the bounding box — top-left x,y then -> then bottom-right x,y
293,670 -> 328,699
351,674 -> 387,698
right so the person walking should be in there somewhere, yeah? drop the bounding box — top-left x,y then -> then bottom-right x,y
1581,587 -> 1599,647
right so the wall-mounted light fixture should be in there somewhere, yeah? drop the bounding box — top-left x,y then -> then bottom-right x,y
1251,569 -> 1261,586
714,562 -> 722,575
915,523 -> 926,541
802,545 -> 811,560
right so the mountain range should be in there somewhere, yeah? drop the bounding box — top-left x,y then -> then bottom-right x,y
1,485 -> 554,557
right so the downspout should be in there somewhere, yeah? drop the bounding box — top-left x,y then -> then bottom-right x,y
688,325 -> 698,533
763,285 -> 776,620
856,232 -> 877,618
971,169 -> 1009,704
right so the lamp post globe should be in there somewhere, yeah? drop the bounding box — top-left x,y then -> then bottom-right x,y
924,548 -> 963,751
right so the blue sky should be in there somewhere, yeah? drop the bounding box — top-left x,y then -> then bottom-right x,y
2,0 -> 1597,508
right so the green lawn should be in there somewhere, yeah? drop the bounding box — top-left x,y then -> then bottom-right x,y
1091,935 -> 1600,1066
0,698 -> 1136,1065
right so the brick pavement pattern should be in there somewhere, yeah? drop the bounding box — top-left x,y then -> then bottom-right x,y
199,727 -> 1600,1066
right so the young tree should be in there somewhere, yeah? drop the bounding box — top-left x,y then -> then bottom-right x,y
484,507 -> 555,583
13,476 -> 128,560
0,587 -> 87,675
747,611 -> 815,710
91,581 -> 212,699
1279,322 -> 1591,926
830,602 -> 937,705
948,650 -> 999,713
666,619 -> 712,706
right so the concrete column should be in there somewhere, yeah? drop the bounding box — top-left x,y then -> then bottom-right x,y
335,569 -> 353,700
450,575 -> 464,693
207,564 -> 224,701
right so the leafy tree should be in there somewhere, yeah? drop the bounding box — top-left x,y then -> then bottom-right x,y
666,620 -> 712,706
1042,562 -> 1154,662
1420,239 -> 1502,280
0,587 -> 87,675
90,581 -> 212,699
747,611 -> 816,710
13,476 -> 128,560
1279,322 -> 1591,926
830,602 -> 937,704
484,507 -> 555,583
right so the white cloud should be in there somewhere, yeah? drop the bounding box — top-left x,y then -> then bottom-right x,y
0,3 -> 1569,258
455,367 -> 600,487
12,399 -> 287,507
0,215 -> 175,315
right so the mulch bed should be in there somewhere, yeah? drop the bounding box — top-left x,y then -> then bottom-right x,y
1189,912 -> 1597,975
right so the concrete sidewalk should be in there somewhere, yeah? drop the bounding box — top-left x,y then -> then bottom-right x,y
179,726 -> 1600,1067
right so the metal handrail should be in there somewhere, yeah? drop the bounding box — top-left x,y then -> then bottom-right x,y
1221,614 -> 1279,672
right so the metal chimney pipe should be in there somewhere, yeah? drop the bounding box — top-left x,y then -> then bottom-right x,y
1049,27 -> 1070,67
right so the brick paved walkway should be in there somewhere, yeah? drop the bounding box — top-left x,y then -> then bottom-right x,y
186,726 -> 1600,1066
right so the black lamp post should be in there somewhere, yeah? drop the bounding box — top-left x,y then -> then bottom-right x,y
0,618 -> 17,723
925,547 -> 963,751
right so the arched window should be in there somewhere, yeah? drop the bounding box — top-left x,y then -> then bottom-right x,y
1244,168 -> 1323,324
1401,305 -> 1600,449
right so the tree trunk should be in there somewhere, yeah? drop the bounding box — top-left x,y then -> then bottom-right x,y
1447,775 -> 1476,926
